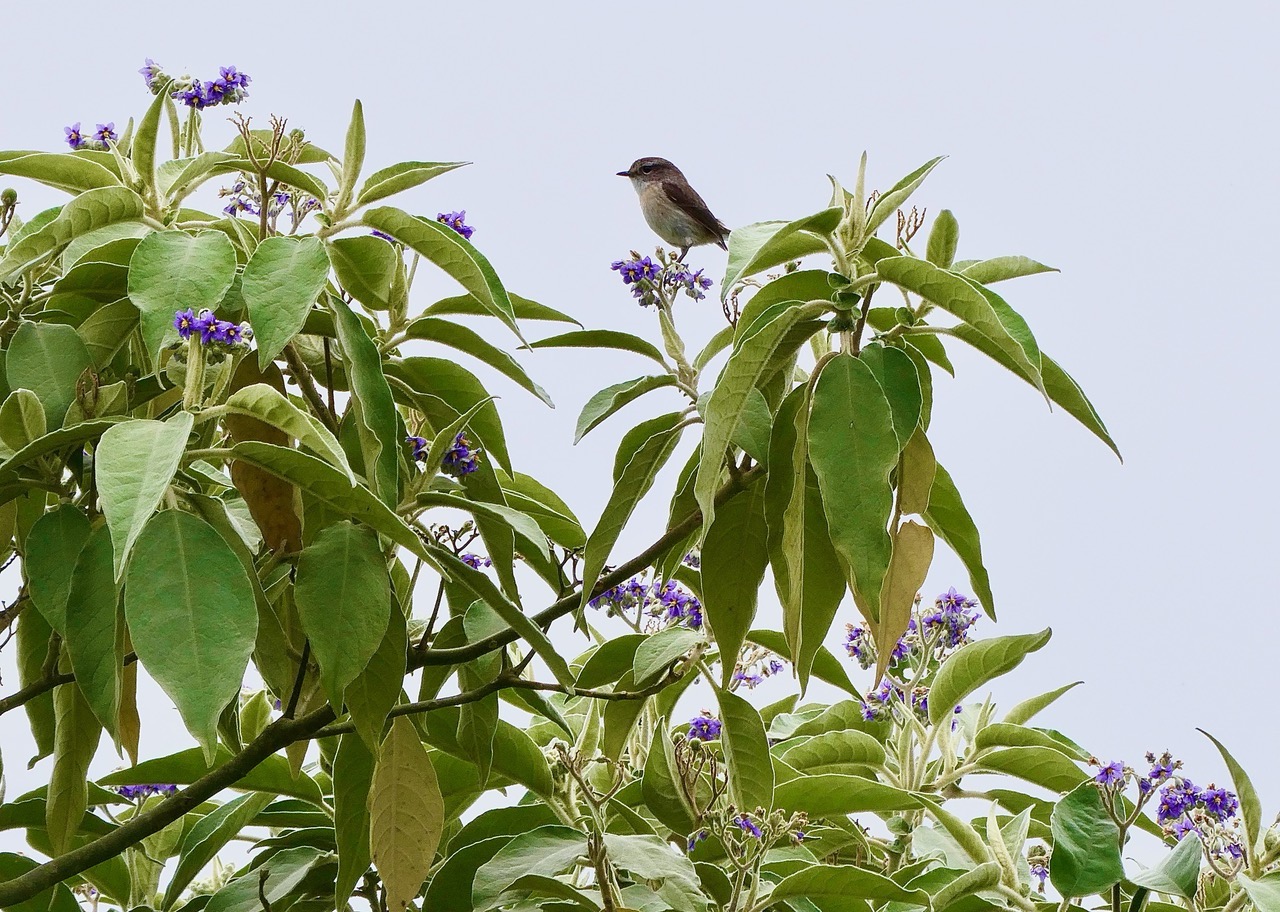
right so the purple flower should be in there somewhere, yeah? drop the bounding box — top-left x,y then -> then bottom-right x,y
139,59 -> 163,89
1157,779 -> 1202,824
173,81 -> 209,109
64,123 -> 85,149
436,211 -> 474,240
733,669 -> 764,689
370,229 -> 395,241
844,624 -> 871,667
220,321 -> 248,345
441,432 -> 480,477
1202,787 -> 1239,821
218,66 -> 251,90
461,553 -> 492,569
192,310 -> 219,343
667,266 -> 715,301
93,123 -> 117,145
735,815 -> 762,839
686,830 -> 707,853
792,830 -> 806,844
115,784 -> 177,800
174,309 -> 197,340
611,257 -> 661,285
687,713 -> 721,742
922,587 -> 981,648
1171,819 -> 1200,841
406,435 -> 429,461
1029,861 -> 1048,888
1095,761 -> 1125,787
681,552 -> 701,569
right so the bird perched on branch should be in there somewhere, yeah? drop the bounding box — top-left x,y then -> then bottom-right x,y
617,157 -> 729,261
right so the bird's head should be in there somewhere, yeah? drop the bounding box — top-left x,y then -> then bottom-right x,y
617,157 -> 683,187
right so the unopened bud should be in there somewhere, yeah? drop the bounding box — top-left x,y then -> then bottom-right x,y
1,188 -> 17,207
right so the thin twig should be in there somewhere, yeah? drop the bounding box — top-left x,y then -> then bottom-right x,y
282,343 -> 338,431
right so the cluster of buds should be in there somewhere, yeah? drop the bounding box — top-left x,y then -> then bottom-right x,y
688,808 -> 809,858
859,677 -> 961,725
845,587 -> 980,672
611,250 -> 714,308
140,59 -> 251,109
588,574 -> 703,630
730,643 -> 787,690
220,177 -> 321,228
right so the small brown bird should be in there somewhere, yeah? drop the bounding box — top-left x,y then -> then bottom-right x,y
617,157 -> 730,261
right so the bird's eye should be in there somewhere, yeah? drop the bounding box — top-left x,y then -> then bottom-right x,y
640,164 -> 654,174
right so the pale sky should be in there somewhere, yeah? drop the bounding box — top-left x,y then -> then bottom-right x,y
2,0 -> 1278,854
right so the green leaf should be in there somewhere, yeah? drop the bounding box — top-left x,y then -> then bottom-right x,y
0,152 -> 121,195
808,353 -> 899,621
923,462 -> 996,618
202,846 -> 328,912
695,301 -> 829,531
775,774 -> 918,816
63,525 -> 123,738
243,236 -> 331,367
770,864 -> 929,907
866,156 -> 946,235
961,255 -> 1058,284
1049,782 -> 1124,898
218,383 -> 354,480
295,521 -> 392,709
23,504 -> 91,635
96,413 -> 193,579
1238,874 -> 1280,912
929,628 -> 1050,725
328,294 -> 399,508
387,356 -> 510,474
926,209 -> 959,268
976,746 -> 1088,793
576,635 -> 646,688
702,483 -> 769,688
1199,729 -> 1264,864
345,602 -> 407,753
859,344 -> 922,449
0,390 -> 46,457
369,717 -> 445,911
1129,834 -> 1201,898
5,322 -> 94,428
1003,681 -> 1083,726
132,82 -> 169,198
15,608 -> 57,765
500,471 -> 586,550
633,626 -> 704,685
0,853 -> 81,912
333,734 -> 375,911
603,834 -> 708,910
716,688 -> 774,814
99,748 -> 324,804
126,229 -> 238,363
123,510 -> 257,761
424,291 -> 579,326
642,722 -> 698,834
974,723 -> 1089,761
528,329 -> 668,368
722,208 -> 843,293
401,316 -> 553,406
161,792 -> 273,909
472,825 -> 586,910
226,442 -> 438,567
417,493 -> 547,562
355,160 -> 468,208
364,206 -> 521,339
579,413 -> 685,610
940,324 -> 1120,460
876,255 -> 1044,391
329,235 -> 397,310
336,99 -> 366,214
77,299 -> 140,370
47,669 -> 103,854
0,187 -> 146,282
574,375 -> 678,443
423,837 -> 511,912
779,730 -> 887,775
876,521 -> 935,681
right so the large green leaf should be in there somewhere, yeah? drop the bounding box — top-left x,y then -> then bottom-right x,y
98,748 -> 324,804
603,834 -> 707,911
96,413 -> 194,579
415,492 -> 550,562
47,666 -> 103,855
770,865 -> 929,907
123,510 -> 257,761
1238,874 -> 1280,912
579,412 -> 685,610
295,521 -> 391,709
722,208 -> 843,293
243,236 -> 331,367
0,853 -> 81,912
528,329 -> 668,368
865,156 -> 946,235
923,462 -> 996,618
1049,782 -> 1124,898
387,356 -> 510,474
161,792 -> 273,909
779,729 -> 887,775
808,353 -> 899,621
23,503 -> 91,635
202,846 -> 328,912
401,317 -> 553,406
642,723 -> 698,834
574,375 -> 680,443
345,602 -> 407,753
775,774 -> 918,815
368,717 -> 446,910
1199,729 -> 1264,865
0,390 -> 46,457
355,160 -> 468,208
702,483 -> 769,688
694,301 -> 828,532
1128,834 -> 1201,899
364,206 -> 521,339
960,255 -> 1057,285
859,344 -> 922,449
423,292 -> 579,326
332,734 -> 375,911
329,235 -> 397,310
216,383 -> 353,480
5,322 -> 94,428
0,152 -> 121,195
928,629 -> 1050,725
77,299 -> 140,370
329,294 -> 399,507
976,746 -> 1088,793
126,229 -> 238,363
0,187 -> 145,282
472,825 -> 587,910
633,626 -> 704,686
716,689 -> 774,814
63,525 -> 122,738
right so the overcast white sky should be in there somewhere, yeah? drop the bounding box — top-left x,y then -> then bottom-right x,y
2,0 -> 1278,856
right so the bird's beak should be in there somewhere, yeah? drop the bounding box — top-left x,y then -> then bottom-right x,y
615,171 -> 630,177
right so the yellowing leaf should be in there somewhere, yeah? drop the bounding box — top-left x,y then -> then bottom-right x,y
368,717 -> 444,910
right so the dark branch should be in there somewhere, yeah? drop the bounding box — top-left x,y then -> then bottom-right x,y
282,342 -> 338,432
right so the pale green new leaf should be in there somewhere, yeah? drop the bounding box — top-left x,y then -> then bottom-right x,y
574,375 -> 678,443
243,236 -> 330,367
1199,729 -> 1264,865
928,628 -> 1052,726
355,161 -> 468,208
866,156 -> 945,235
161,792 -> 273,909
0,187 -> 145,282
126,229 -> 237,363
722,208 -> 843,294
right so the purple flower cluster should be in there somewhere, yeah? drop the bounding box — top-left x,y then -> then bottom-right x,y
860,679 -> 960,723
115,784 -> 177,800
687,829 -> 708,852
1157,778 -> 1239,825
845,587 -> 981,672
921,587 -> 981,648
589,576 -> 703,629
461,553 -> 492,569
436,211 -> 474,240
161,65 -> 251,109
611,256 -> 662,306
174,309 -> 252,347
681,551 -> 701,569
667,266 -> 714,301
407,435 -> 429,461
63,122 -> 117,151
732,658 -> 786,690
441,432 -> 480,477
222,180 -> 320,226
735,815 -> 762,839
687,712 -> 722,742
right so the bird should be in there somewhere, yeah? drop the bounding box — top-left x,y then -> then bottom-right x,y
617,157 -> 730,261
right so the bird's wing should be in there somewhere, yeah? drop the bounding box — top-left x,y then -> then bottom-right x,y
661,179 -> 730,248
